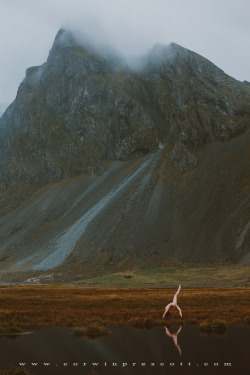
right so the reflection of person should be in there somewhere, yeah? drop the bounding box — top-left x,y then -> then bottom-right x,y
164,326 -> 182,356
162,284 -> 182,318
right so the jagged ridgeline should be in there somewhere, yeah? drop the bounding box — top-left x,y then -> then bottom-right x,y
0,28 -> 249,283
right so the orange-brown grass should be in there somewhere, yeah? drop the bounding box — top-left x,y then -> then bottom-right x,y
0,366 -> 31,375
0,286 -> 249,329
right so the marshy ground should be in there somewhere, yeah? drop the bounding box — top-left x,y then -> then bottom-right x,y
0,285 -> 249,330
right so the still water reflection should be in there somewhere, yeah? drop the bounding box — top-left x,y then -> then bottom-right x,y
0,326 -> 249,374
164,326 -> 182,356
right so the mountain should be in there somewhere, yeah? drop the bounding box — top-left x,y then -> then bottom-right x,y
0,102 -> 10,117
0,28 -> 249,283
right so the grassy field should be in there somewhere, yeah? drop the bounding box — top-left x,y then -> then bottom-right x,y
74,265 -> 250,287
0,285 -> 249,331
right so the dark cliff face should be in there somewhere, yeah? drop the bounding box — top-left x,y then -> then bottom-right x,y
1,28 -> 249,212
0,29 -> 160,209
0,29 -> 249,280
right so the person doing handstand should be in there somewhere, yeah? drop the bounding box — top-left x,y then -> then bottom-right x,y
162,284 -> 182,318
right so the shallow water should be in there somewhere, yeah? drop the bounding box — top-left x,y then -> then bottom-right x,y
0,326 -> 249,374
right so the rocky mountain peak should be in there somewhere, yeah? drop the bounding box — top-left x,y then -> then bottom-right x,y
0,28 -> 249,214
51,27 -> 124,68
0,28 -> 249,281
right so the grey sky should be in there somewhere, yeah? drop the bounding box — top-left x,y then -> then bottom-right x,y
1,0 -> 250,107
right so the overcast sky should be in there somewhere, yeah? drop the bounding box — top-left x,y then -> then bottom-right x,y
1,0 -> 250,108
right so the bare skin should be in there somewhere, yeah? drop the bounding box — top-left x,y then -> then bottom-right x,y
162,284 -> 182,318
164,326 -> 182,356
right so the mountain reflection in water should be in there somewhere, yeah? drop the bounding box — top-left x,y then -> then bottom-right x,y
0,326 -> 249,374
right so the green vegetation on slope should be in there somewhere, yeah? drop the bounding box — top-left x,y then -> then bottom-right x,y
76,265 -> 250,288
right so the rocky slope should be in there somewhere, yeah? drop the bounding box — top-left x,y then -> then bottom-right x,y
0,28 -> 249,283
0,103 -> 9,117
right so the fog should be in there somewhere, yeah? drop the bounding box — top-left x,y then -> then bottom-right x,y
1,0 -> 250,108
